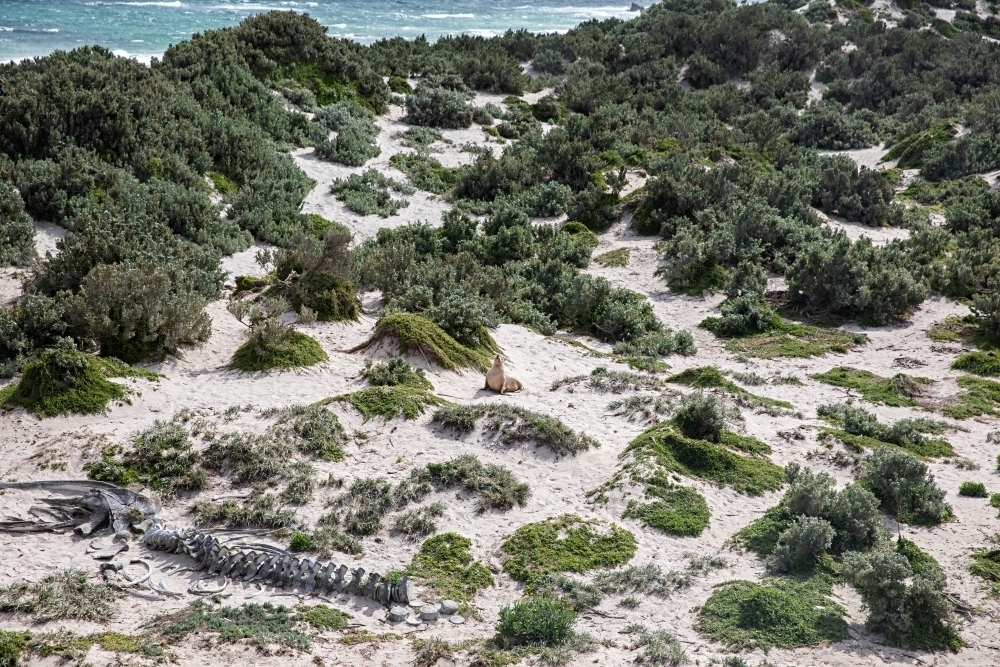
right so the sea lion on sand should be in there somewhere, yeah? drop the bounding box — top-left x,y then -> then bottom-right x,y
484,356 -> 523,394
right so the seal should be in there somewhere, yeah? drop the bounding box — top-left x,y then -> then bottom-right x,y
484,356 -> 523,394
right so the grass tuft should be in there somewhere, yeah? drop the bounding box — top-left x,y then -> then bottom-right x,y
501,515 -> 636,584
87,420 -> 206,497
297,604 -> 350,631
811,367 -> 931,407
0,570 -> 121,623
194,491 -> 296,529
230,330 -> 327,372
393,503 -> 446,538
404,533 -> 494,603
361,356 -> 432,389
415,454 -> 530,512
265,403 -> 349,461
349,312 -> 498,372
696,578 -> 848,651
959,481 -> 988,498
667,366 -> 793,410
432,403 -> 598,456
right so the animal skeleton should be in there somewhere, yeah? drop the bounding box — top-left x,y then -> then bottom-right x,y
0,481 -> 412,606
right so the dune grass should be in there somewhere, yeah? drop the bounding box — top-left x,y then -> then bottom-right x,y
0,570 -> 122,623
623,422 -> 783,496
927,315 -> 984,346
502,515 -> 636,585
667,366 -> 793,410
811,366 -> 932,407
623,475 -> 710,537
230,330 -> 327,372
703,317 -> 868,359
431,403 -> 598,456
415,454 -> 530,512
696,578 -> 848,651
153,600 -> 312,651
593,248 -> 630,267
328,385 -> 446,421
349,313 -> 498,372
952,351 -> 1000,377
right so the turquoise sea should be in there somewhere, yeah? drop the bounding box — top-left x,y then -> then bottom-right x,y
0,0 -> 639,62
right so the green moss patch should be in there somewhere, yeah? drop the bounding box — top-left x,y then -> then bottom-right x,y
952,351 -> 1000,377
623,422 -> 783,496
623,476 -> 710,537
404,533 -> 494,603
667,366 -> 793,410
696,578 -> 848,651
230,330 -> 327,372
734,505 -> 791,557
593,248 -> 630,267
349,313 -> 498,372
811,367 -> 932,407
944,375 -> 1000,419
432,403 -> 598,456
707,317 -> 867,359
329,385 -> 446,421
501,515 -> 637,584
3,341 -> 158,418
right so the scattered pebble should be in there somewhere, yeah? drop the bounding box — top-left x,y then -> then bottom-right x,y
420,604 -> 440,621
440,600 -> 460,615
449,615 -> 465,625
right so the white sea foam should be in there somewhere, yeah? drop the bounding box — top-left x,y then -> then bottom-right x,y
93,1 -> 186,6
421,13 -> 476,19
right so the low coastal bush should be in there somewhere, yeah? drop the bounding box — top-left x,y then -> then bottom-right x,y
858,447 -> 951,526
404,533 -> 494,602
361,356 -> 432,389
623,422 -> 783,496
2,338 -> 157,417
87,420 -> 206,497
405,83 -> 473,129
389,151 -> 458,194
330,385 -> 445,421
330,169 -> 414,217
393,503 -> 445,538
816,402 -> 955,457
228,297 -> 327,372
152,601 -> 311,652
312,102 -> 380,167
696,578 -> 848,651
501,515 -> 636,584
945,375 -> 1000,419
952,351 -> 1000,377
194,491 -> 296,529
623,477 -> 710,537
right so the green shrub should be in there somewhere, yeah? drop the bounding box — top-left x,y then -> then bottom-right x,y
288,532 -> 311,552
313,102 -> 380,167
858,447 -> 952,526
230,329 -> 326,372
404,533 -> 494,602
194,491 -> 296,529
389,151 -> 458,194
0,183 -> 35,266
330,169 -> 414,217
297,604 -> 350,631
266,403 -> 348,461
405,84 -> 473,129
349,312 -> 497,372
959,481 -> 988,498
945,375 -> 1000,419
0,630 -> 26,667
696,578 -> 848,651
495,598 -> 576,648
816,402 -> 955,457
153,600 -> 311,651
672,391 -> 728,442
502,515 -> 636,584
361,357 -> 432,389
3,338 -> 157,418
843,550 -> 962,651
765,516 -> 835,574
393,503 -> 445,538
612,330 -> 696,357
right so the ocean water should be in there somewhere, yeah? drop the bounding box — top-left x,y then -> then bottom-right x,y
0,0 -> 640,63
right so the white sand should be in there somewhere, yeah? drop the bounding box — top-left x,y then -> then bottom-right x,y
4,113 -> 1000,667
